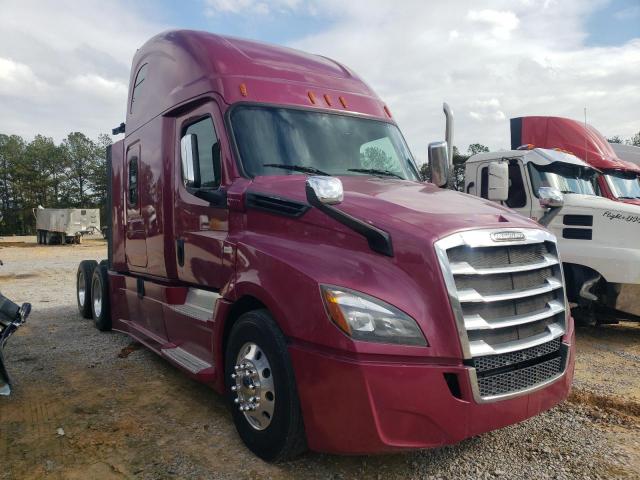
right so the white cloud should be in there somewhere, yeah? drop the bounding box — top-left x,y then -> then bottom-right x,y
0,57 -> 49,96
288,0 -> 640,157
0,0 -> 164,141
467,9 -> 520,40
204,0 -> 302,16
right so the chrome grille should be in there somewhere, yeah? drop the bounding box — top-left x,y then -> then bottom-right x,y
478,356 -> 564,397
474,338 -> 562,372
435,229 -> 568,402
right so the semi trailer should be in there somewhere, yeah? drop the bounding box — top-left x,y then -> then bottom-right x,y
610,142 -> 640,167
465,146 -> 640,323
76,30 -> 574,460
511,116 -> 640,206
34,207 -> 101,244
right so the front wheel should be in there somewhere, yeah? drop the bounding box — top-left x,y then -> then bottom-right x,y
225,310 -> 306,461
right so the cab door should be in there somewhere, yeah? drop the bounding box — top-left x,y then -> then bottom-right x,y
477,159 -> 532,217
173,101 -> 233,290
125,142 -> 148,268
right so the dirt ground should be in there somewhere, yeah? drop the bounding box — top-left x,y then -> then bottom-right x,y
1,236 -> 639,479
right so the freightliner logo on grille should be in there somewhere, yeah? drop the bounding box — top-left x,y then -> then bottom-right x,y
490,231 -> 526,242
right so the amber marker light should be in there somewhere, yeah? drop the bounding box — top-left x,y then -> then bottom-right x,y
338,96 -> 347,108
323,94 -> 332,106
321,288 -> 352,336
239,83 -> 248,97
383,105 -> 392,118
308,91 -> 317,104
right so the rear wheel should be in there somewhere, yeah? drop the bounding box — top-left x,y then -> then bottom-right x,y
225,309 -> 306,462
91,264 -> 111,331
76,260 -> 97,318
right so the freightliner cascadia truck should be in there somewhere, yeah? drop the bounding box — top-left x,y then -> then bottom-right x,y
465,146 -> 640,323
511,116 -> 640,206
76,30 -> 574,460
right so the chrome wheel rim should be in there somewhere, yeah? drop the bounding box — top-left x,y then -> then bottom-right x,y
231,342 -> 275,431
78,271 -> 86,305
92,277 -> 102,318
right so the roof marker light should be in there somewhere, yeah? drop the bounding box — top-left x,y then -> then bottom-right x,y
323,94 -> 332,106
338,96 -> 347,108
239,83 -> 248,97
383,105 -> 392,118
308,91 -> 317,104
516,144 -> 535,150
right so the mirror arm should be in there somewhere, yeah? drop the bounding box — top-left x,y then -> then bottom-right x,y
194,188 -> 227,207
539,206 -> 561,227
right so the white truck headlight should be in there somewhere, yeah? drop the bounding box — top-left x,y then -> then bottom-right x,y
321,286 -> 427,346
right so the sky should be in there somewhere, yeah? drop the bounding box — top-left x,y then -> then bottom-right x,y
0,0 -> 638,160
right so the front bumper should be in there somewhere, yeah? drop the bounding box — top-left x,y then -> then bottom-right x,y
290,331 -> 575,455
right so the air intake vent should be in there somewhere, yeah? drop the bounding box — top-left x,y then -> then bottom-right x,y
436,229 -> 568,403
246,193 -> 310,218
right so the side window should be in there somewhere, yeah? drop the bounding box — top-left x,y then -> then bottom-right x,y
130,63 -> 148,113
480,166 -> 489,198
359,137 -> 402,175
183,116 -> 221,188
128,157 -> 138,205
506,161 -> 527,208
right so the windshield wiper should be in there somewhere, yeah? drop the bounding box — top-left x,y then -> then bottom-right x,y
348,168 -> 403,179
263,163 -> 330,176
618,196 -> 640,199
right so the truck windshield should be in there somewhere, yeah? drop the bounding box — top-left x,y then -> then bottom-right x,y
528,162 -> 596,196
230,105 -> 420,181
604,172 -> 640,199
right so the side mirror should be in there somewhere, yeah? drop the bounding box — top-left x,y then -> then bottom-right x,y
487,161 -> 509,201
429,141 -> 449,188
180,134 -> 200,188
306,176 -> 344,205
538,187 -> 564,208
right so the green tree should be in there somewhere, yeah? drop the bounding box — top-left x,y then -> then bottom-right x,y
607,135 -> 623,144
61,132 -> 99,207
467,143 -> 489,156
629,131 -> 640,147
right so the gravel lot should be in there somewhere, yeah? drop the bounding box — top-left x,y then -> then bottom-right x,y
1,236 -> 639,479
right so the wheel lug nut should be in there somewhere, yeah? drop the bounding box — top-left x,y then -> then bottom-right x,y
231,373 -> 237,379
231,385 -> 238,392
234,398 -> 239,404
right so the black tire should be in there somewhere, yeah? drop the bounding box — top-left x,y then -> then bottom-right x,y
225,309 -> 306,462
91,264 -> 111,331
76,260 -> 97,318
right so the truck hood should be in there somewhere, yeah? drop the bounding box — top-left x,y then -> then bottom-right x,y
247,175 -> 539,242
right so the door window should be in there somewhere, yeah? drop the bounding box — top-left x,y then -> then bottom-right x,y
128,156 -> 138,205
506,161 -> 527,208
183,116 -> 220,188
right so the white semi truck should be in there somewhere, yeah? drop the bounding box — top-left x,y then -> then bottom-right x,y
34,207 -> 101,244
464,147 -> 640,323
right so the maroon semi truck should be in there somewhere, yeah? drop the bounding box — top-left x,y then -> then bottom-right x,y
77,30 -> 575,460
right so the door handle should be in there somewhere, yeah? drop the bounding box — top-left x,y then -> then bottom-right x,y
176,239 -> 185,267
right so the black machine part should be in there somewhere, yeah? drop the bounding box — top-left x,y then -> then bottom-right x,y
0,292 -> 31,395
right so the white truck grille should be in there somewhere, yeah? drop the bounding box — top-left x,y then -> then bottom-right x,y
435,229 -> 569,402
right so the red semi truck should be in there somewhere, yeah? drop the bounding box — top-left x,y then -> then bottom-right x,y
511,116 -> 640,205
77,30 -> 574,460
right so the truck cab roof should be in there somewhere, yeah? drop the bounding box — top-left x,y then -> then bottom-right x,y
510,116 -> 640,174
125,30 -> 391,135
467,147 -> 595,170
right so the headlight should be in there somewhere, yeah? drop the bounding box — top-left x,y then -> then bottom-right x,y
320,285 -> 427,346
